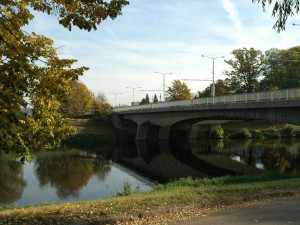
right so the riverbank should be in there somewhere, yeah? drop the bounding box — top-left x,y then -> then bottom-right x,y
1,172 -> 300,224
63,118 -> 131,147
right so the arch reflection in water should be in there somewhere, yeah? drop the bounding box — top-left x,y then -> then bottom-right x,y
114,138 -> 300,182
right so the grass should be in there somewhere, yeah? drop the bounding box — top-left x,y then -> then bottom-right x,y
221,120 -> 300,139
1,172 -> 300,224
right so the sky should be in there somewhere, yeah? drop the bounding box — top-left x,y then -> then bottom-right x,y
27,0 -> 300,106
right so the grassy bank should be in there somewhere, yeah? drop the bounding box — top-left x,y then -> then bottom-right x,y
64,118 -> 131,147
1,172 -> 300,224
214,120 -> 300,139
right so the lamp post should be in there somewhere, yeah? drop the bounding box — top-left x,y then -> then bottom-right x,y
109,93 -> 122,107
201,55 -> 225,101
126,86 -> 141,104
155,72 -> 172,102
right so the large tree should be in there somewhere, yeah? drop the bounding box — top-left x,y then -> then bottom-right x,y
93,93 -> 112,121
224,47 -> 265,93
0,0 -> 128,161
60,82 -> 94,118
198,79 -> 232,98
261,46 -> 300,90
167,80 -> 191,101
252,0 -> 300,32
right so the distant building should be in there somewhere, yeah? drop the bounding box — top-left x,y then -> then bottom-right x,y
131,102 -> 141,106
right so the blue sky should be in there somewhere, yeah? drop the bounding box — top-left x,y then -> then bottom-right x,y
28,0 -> 300,106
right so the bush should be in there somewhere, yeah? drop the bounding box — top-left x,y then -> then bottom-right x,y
251,129 -> 265,139
228,128 -> 251,139
281,126 -> 295,137
212,125 -> 224,139
295,129 -> 300,137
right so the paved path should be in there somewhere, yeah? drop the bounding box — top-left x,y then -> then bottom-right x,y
170,197 -> 300,225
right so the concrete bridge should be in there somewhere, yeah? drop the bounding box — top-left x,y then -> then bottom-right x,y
112,88 -> 300,141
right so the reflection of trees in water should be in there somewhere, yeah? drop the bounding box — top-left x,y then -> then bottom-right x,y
0,157 -> 26,204
34,152 -> 111,199
262,147 -> 300,173
190,139 -> 300,173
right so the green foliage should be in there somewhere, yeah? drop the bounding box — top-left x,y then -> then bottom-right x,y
224,47 -> 264,93
198,79 -> 232,98
153,94 -> 159,103
156,171 -> 300,190
228,128 -> 252,139
114,181 -> 141,197
141,94 -> 150,105
261,46 -> 300,90
281,126 -> 295,137
64,132 -> 128,147
212,125 -> 224,139
251,129 -> 265,139
60,82 -> 94,118
92,93 -> 112,121
167,80 -> 192,101
252,0 -> 300,32
0,0 -> 128,161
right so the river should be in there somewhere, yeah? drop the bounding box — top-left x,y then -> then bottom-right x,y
1,138 -> 300,207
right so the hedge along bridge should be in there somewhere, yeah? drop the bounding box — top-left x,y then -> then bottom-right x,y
111,88 -> 300,141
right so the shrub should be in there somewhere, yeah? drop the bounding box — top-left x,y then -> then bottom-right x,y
281,126 -> 295,137
228,128 -> 252,139
251,129 -> 265,139
212,125 -> 224,139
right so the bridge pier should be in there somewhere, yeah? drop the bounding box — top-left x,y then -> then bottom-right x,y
187,124 -> 201,139
159,126 -> 171,140
136,124 -> 150,141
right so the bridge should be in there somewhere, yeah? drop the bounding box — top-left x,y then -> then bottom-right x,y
111,88 -> 300,141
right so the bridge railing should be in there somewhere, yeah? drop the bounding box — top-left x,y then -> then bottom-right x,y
113,88 -> 300,112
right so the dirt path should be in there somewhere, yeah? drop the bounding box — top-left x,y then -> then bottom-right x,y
170,196 -> 300,225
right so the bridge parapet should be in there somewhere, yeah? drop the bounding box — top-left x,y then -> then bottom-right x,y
113,88 -> 300,113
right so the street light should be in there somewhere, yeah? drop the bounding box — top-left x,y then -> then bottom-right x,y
109,93 -> 122,107
155,72 -> 172,102
201,55 -> 225,101
126,86 -> 141,103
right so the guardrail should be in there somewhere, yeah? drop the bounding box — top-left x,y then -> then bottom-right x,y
113,88 -> 300,113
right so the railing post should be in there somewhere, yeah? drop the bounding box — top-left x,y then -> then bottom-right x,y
286,90 -> 289,100
271,91 -> 273,101
245,93 -> 247,103
257,93 -> 260,102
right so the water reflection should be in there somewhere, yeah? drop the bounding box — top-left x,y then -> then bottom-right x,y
34,150 -> 112,198
114,138 -> 300,182
0,155 -> 26,204
1,138 -> 300,207
0,148 -> 151,207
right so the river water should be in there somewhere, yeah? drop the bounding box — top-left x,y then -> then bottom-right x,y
1,138 -> 300,207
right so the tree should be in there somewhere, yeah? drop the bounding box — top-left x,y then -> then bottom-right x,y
252,0 -> 300,32
60,81 -> 94,118
167,80 -> 192,101
93,93 -> 112,121
153,94 -> 159,103
140,94 -> 150,105
0,0 -> 128,161
198,79 -> 232,98
261,46 -> 300,90
224,47 -> 265,93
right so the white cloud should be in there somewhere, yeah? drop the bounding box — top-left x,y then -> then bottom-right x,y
221,0 -> 251,45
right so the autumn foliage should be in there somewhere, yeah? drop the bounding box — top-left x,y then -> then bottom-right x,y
0,0 -> 128,161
